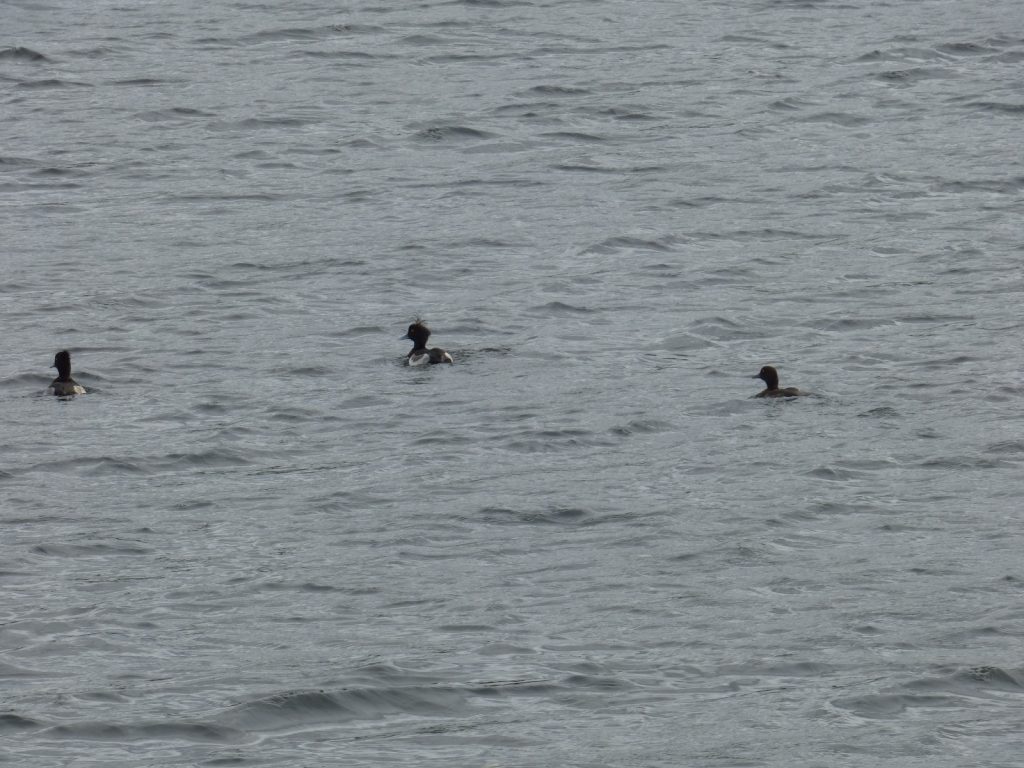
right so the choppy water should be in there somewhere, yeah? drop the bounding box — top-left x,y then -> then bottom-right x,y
3,0 -> 1024,764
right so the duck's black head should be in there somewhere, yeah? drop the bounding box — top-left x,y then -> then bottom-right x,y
753,365 -> 779,390
402,320 -> 431,348
52,350 -> 73,380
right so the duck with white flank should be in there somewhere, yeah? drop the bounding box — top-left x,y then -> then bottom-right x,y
49,350 -> 86,396
402,321 -> 453,366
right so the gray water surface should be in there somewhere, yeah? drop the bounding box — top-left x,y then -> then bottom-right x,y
3,0 -> 1024,765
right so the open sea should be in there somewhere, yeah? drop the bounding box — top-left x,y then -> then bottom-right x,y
3,0 -> 1024,764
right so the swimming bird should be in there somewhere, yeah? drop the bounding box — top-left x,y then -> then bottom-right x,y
402,321 -> 453,366
49,350 -> 86,396
752,365 -> 802,398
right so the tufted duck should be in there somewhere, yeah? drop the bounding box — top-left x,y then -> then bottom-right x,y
752,365 -> 803,398
402,321 -> 453,366
49,350 -> 86,396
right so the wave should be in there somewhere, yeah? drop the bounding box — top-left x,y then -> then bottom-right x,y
410,124 -> 497,143
0,47 -> 47,61
221,685 -> 469,731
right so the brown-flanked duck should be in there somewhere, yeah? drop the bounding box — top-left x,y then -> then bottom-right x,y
752,365 -> 803,398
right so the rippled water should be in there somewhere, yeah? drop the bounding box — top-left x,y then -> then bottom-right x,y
3,0 -> 1024,764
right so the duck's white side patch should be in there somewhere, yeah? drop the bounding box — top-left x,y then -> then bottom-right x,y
407,353 -> 429,366
48,383 -> 86,396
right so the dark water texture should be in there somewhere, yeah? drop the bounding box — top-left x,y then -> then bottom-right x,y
2,0 -> 1024,765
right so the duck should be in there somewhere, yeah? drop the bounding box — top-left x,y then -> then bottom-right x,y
402,321 -> 453,366
752,365 -> 803,398
49,350 -> 86,396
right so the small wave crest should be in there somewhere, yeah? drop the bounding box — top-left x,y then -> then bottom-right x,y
410,124 -> 497,143
0,47 -> 47,61
221,685 -> 469,731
